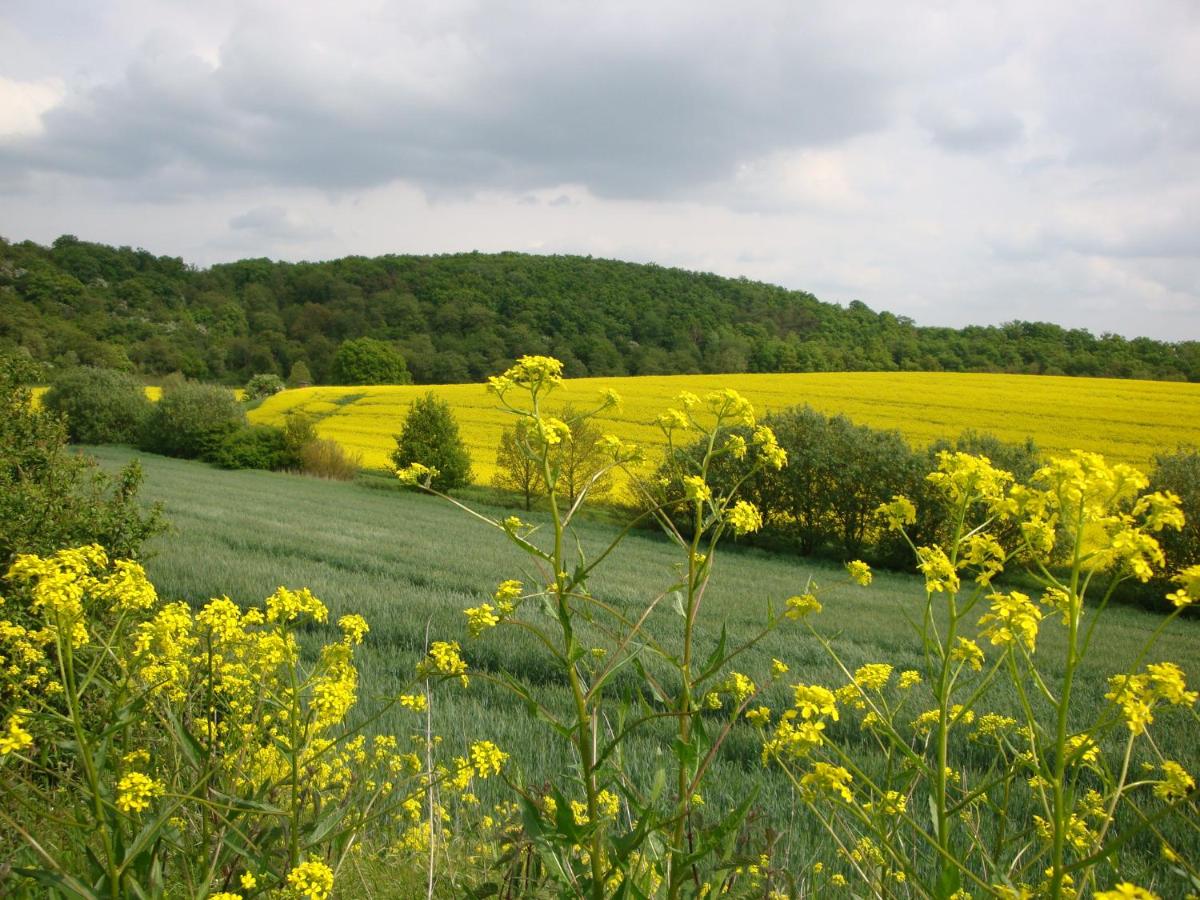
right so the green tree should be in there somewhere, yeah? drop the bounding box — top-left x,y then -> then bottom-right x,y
549,404 -> 615,504
0,353 -> 164,564
139,381 -> 245,460
287,360 -> 313,387
42,366 -> 151,445
492,418 -> 543,510
330,337 -> 411,385
391,392 -> 471,490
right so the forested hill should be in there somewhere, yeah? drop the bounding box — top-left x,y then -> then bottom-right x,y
3,234 -> 1198,385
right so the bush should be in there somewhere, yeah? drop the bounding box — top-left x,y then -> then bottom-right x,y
299,437 -> 361,480
0,353 -> 164,564
287,359 -> 313,387
391,391 -> 471,490
1143,445 -> 1200,608
42,366 -> 151,445
139,381 -> 245,460
210,424 -> 292,470
330,337 -> 411,385
244,372 -> 286,400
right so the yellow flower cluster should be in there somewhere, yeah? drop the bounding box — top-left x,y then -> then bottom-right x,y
845,560 -> 872,587
0,710 -> 33,755
727,500 -> 763,536
115,771 -> 165,814
800,762 -> 854,803
1105,662 -> 1197,735
1153,760 -> 1195,800
978,590 -> 1042,652
420,640 -> 469,687
285,856 -> 335,900
486,355 -> 564,396
784,593 -> 822,620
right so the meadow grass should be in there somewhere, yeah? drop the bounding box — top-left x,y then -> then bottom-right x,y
83,444 -> 1200,888
247,373 -> 1200,492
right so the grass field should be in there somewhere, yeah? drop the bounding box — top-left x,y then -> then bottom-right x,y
247,372 -> 1200,484
87,445 -> 1200,884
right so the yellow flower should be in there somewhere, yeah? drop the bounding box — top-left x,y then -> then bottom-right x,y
420,641 -> 469,687
0,710 -> 33,755
916,546 -> 960,594
209,894 -> 243,900
464,603 -> 500,636
745,706 -> 772,726
771,658 -> 789,677
784,593 -> 821,620
898,670 -> 922,689
950,637 -> 985,671
240,872 -> 258,889
285,856 -> 335,900
395,461 -> 439,486
727,500 -> 763,536
1095,884 -> 1161,900
1154,760 -> 1195,800
792,684 -> 838,721
1166,564 -> 1200,608
398,692 -> 427,711
682,475 -> 711,504
724,672 -> 756,704
845,560 -> 872,586
978,590 -> 1042,652
116,771 -> 165,814
853,663 -> 892,691
469,740 -> 508,778
338,614 -> 369,644
800,762 -> 854,802
877,495 -> 917,531
265,586 -> 328,625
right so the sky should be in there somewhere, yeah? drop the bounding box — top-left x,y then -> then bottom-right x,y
1,1 -> 1198,341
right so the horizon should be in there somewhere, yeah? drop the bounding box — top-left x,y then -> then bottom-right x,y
2,1 -> 1198,342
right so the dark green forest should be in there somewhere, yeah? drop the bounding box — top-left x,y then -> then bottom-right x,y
4,234 -> 1198,385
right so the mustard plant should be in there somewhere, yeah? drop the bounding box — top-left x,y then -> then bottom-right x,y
761,451 -> 1198,898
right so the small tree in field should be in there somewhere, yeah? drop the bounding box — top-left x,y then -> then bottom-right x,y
391,392 -> 471,490
244,372 -> 285,400
549,403 -> 615,504
287,359 -> 313,387
492,418 -> 543,509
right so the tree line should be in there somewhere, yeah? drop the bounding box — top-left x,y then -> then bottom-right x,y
3,233 -> 1198,386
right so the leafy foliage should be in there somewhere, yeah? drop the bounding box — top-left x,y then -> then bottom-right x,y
138,381 -> 245,460
0,354 -> 164,565
244,371 -> 285,399
329,337 -> 411,385
209,423 -> 294,470
3,234 -> 1197,386
41,366 -> 152,445
391,392 -> 472,490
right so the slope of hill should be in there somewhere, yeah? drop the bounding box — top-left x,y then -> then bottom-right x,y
248,371 -> 1200,478
4,234 -> 1199,386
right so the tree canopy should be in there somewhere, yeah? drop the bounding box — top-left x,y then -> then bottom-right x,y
3,234 -> 1197,386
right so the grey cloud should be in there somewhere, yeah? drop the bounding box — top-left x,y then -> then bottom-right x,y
0,3 -> 905,200
228,205 -> 331,241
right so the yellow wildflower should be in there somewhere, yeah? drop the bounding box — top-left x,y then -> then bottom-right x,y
464,603 -> 500,636
116,771 -> 165,814
1095,884 -> 1161,900
469,740 -> 508,778
285,856 -> 335,900
727,500 -> 763,535
1154,760 -> 1195,800
0,710 -> 33,755
784,593 -> 821,619
845,560 -> 872,586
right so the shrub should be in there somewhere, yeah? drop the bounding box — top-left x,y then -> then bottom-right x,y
390,391 -> 471,490
139,381 -> 245,460
299,437 -> 361,480
287,359 -> 313,387
491,404 -> 615,508
210,424 -> 292,470
244,372 -> 286,400
0,353 -> 164,564
42,366 -> 151,445
1145,445 -> 1200,606
330,337 -> 411,385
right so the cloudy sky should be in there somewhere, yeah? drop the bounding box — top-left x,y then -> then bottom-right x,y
1,1 -> 1198,340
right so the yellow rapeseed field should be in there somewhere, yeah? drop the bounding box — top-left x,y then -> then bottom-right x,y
248,372 -> 1200,482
